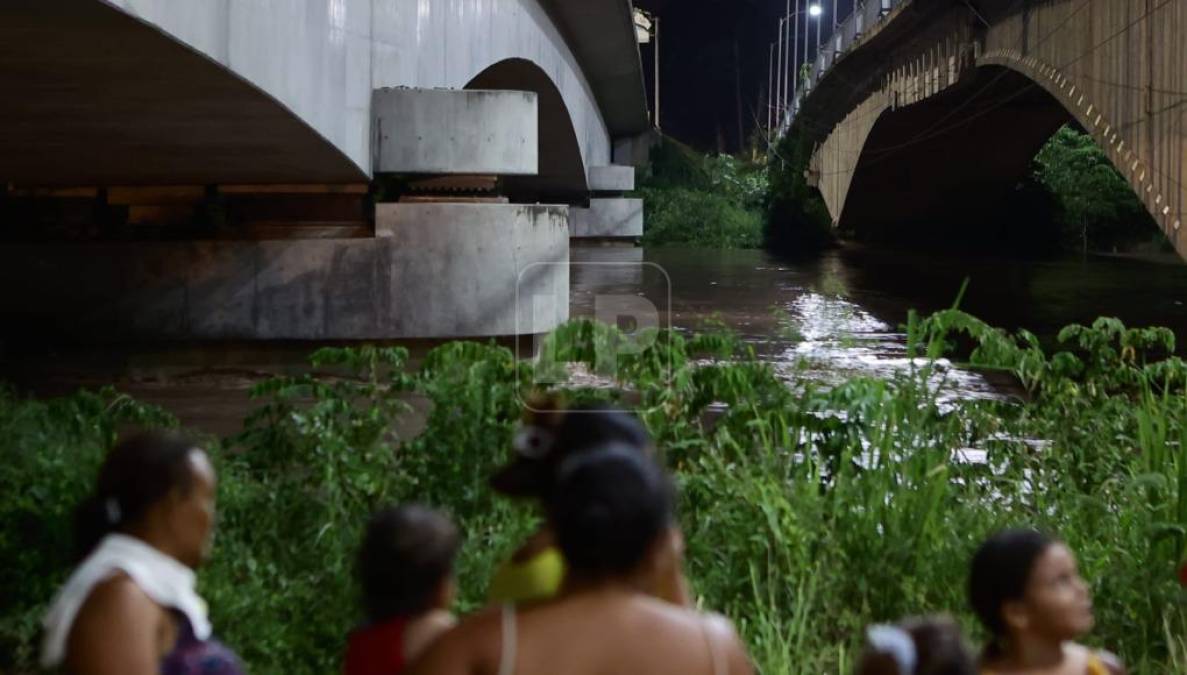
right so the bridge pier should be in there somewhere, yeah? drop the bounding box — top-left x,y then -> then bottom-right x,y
0,0 -> 653,344
0,202 -> 569,341
570,165 -> 643,241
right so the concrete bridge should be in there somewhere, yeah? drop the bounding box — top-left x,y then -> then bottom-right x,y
788,0 -> 1186,257
0,0 -> 651,341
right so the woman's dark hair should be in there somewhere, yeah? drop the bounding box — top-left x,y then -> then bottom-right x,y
908,616 -> 976,675
968,528 -> 1056,643
357,505 -> 460,623
74,430 -> 201,559
859,616 -> 975,675
547,444 -> 674,579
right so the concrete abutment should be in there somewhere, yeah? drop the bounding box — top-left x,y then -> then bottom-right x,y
0,203 -> 570,341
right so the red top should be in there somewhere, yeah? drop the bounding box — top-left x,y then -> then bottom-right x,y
343,618 -> 408,675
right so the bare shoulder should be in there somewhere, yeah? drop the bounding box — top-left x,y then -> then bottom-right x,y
407,605 -> 504,675
67,574 -> 164,675
73,573 -> 159,628
701,612 -> 754,675
403,610 -> 459,664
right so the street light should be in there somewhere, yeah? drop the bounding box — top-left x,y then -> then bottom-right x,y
768,2 -> 826,135
634,9 -> 660,131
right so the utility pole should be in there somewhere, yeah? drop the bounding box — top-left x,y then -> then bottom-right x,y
803,3 -> 809,74
654,15 -> 661,132
833,0 -> 839,57
734,37 -> 743,151
783,0 -> 792,113
816,5 -> 821,68
792,0 -> 800,107
768,44 -> 774,133
776,17 -> 784,124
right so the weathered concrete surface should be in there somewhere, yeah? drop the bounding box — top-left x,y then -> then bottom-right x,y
799,0 -> 1187,258
0,204 -> 570,340
570,198 -> 644,239
588,166 -> 636,193
373,88 -> 538,176
0,0 -> 648,187
376,203 -> 570,338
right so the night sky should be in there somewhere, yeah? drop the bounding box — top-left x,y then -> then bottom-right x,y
633,0 -> 858,153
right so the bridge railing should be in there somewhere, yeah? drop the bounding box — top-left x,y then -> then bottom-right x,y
780,0 -> 901,137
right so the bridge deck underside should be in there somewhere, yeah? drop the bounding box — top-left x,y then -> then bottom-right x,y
840,68 -> 1070,245
807,0 -> 1187,257
0,0 -> 365,186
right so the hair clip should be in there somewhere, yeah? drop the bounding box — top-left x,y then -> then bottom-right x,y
513,426 -> 554,459
866,624 -> 917,675
104,497 -> 122,525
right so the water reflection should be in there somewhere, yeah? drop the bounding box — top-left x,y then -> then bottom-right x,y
571,245 -> 1187,403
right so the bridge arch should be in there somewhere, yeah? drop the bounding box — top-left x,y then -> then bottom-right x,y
979,51 -> 1180,248
824,59 -> 1172,251
806,0 -> 1186,257
464,58 -> 588,202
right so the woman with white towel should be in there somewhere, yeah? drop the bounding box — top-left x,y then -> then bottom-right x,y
40,431 -> 242,675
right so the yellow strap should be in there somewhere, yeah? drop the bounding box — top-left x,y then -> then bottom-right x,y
984,654 -> 1107,675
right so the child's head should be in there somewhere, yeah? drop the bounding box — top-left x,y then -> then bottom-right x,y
969,529 -> 1094,650
357,505 -> 460,624
858,616 -> 975,675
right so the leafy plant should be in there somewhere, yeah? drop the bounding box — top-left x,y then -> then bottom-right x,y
6,310 -> 1187,673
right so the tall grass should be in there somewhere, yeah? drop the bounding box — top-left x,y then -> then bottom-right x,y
3,310 -> 1187,673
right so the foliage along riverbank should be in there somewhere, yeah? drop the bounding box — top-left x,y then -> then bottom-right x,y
5,310 -> 1187,673
635,138 -> 769,248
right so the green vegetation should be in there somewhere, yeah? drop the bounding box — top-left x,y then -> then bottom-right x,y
1033,125 -> 1162,254
764,126 -> 836,256
5,310 -> 1187,673
637,139 -> 768,248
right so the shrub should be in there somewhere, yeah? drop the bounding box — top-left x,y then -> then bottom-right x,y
636,139 -> 769,248
5,312 -> 1187,673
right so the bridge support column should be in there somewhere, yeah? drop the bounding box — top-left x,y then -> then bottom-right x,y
570,165 -> 643,241
375,202 -> 569,338
0,203 -> 569,341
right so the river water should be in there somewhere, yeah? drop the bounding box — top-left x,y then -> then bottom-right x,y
571,245 -> 1187,403
9,244 -> 1187,435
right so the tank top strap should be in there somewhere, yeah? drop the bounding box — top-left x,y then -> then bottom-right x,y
498,604 -> 518,675
700,617 -> 728,675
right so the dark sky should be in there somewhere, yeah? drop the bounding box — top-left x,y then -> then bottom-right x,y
633,0 -> 857,153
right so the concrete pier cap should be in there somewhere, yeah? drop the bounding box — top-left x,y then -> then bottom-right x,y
373,88 -> 539,175
588,165 -> 636,193
570,198 -> 644,239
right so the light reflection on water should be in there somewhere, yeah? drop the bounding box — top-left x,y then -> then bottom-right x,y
570,245 -> 1008,405
572,244 -> 1187,408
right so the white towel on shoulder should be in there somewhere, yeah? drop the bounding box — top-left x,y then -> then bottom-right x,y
40,533 -> 211,668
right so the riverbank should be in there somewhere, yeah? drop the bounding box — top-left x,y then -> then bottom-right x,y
4,310 -> 1187,673
9,245 -> 1187,437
